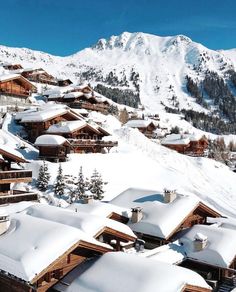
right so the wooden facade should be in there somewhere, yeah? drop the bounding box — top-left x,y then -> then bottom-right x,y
163,136 -> 209,156
22,68 -> 57,86
136,202 -> 221,249
0,240 -> 111,292
0,76 -> 37,98
3,64 -> 23,70
0,148 -> 38,204
37,142 -> 71,162
21,111 -> 81,142
58,79 -> 72,87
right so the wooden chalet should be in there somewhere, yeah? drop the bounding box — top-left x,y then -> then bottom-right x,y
3,63 -> 23,70
0,74 -> 37,98
161,134 -> 209,156
178,222 -> 236,288
35,135 -> 71,162
57,79 -> 73,87
125,119 -> 157,138
21,68 -> 58,86
18,107 -> 83,142
0,148 -> 38,204
46,121 -> 118,153
0,211 -> 113,292
110,188 -> 221,249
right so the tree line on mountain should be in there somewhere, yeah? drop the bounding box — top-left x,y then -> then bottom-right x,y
36,162 -> 107,203
185,71 -> 236,134
94,83 -> 140,108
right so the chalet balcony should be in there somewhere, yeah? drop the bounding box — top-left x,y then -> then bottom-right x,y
28,76 -> 58,86
0,89 -> 30,98
70,101 -> 109,113
0,169 -> 32,184
69,139 -> 118,148
0,190 -> 38,205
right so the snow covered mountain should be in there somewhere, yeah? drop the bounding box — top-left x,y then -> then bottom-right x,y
1,32 -> 236,114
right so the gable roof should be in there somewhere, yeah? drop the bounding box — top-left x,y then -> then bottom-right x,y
110,188 -> 220,239
0,74 -> 37,90
179,224 -> 236,268
46,120 -> 101,135
0,147 -> 27,163
34,134 -> 70,146
0,212 -> 110,282
161,133 -> 207,146
125,119 -> 155,128
23,204 -> 135,240
54,252 -> 211,292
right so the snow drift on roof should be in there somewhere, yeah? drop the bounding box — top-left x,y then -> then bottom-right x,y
111,187 -> 199,239
46,120 -> 87,133
125,119 -> 154,128
179,224 -> 236,268
54,252 -> 210,292
35,134 -> 68,146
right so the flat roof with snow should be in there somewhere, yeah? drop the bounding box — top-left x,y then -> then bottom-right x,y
35,134 -> 69,146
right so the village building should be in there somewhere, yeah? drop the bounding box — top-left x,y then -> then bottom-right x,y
54,252 -> 212,292
21,68 -> 58,86
34,134 -> 71,162
2,63 -> 23,71
23,204 -> 136,251
0,74 -> 37,99
0,147 -> 38,204
15,104 -> 83,142
0,208 -> 112,292
161,133 -> 209,156
57,79 -> 73,87
110,188 -> 221,248
124,119 -> 157,138
178,222 -> 236,288
45,120 -> 118,153
67,201 -> 130,224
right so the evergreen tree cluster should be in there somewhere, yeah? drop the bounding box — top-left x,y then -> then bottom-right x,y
37,164 -> 107,203
94,84 -> 140,108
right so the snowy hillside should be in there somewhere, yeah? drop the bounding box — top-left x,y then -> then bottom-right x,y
1,32 -> 236,114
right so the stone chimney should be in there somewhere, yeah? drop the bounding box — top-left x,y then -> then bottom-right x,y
164,189 -> 177,203
194,233 -> 208,251
131,207 -> 143,223
0,212 -> 10,235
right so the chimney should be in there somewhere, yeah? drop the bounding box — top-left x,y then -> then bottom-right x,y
194,233 -> 208,251
131,207 -> 143,223
83,193 -> 94,204
0,212 -> 10,235
164,189 -> 177,203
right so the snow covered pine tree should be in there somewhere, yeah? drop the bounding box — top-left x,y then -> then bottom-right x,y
36,160 -> 50,191
88,169 -> 107,200
54,164 -> 66,197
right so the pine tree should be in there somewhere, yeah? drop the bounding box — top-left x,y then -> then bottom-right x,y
88,169 -> 106,200
64,174 -> 78,203
76,166 -> 87,199
54,164 -> 65,197
36,160 -> 50,191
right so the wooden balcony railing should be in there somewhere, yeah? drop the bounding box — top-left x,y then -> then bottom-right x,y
69,139 -> 118,148
0,89 -> 30,97
0,190 -> 38,204
0,169 -> 32,181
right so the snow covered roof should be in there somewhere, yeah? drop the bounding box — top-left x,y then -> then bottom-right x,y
179,224 -> 236,268
161,133 -> 206,145
110,188 -> 199,239
63,92 -> 84,99
35,134 -> 69,146
125,119 -> 154,128
0,73 -> 21,82
46,120 -> 90,134
23,204 -> 136,239
20,108 -> 68,123
67,201 -> 130,218
54,252 -> 211,292
0,146 -> 26,163
0,212 -> 108,282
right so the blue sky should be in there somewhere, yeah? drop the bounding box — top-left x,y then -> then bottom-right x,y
0,0 -> 236,56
